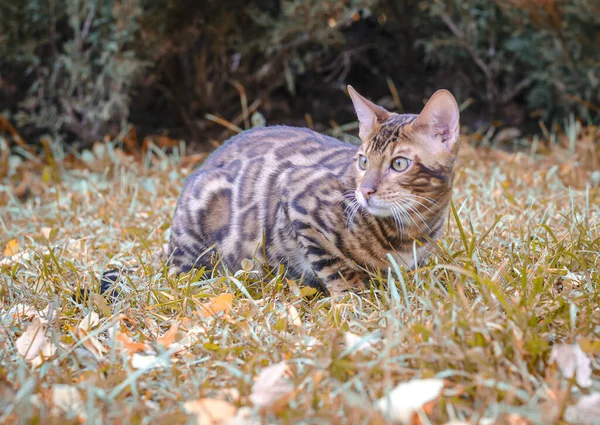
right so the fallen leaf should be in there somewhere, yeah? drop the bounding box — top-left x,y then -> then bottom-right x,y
51,384 -> 85,418
376,379 -> 445,424
40,227 -> 57,240
75,327 -> 106,359
8,304 -> 37,322
157,321 -> 179,348
3,239 -> 19,257
199,293 -> 233,318
564,393 -> 600,424
130,353 -> 170,370
0,248 -> 49,267
577,338 -> 600,355
287,305 -> 302,327
183,398 -> 237,425
15,318 -> 47,360
115,330 -> 150,355
249,362 -> 294,409
240,258 -> 254,272
344,332 -> 374,353
171,326 -> 206,352
77,311 -> 100,332
31,341 -> 58,368
549,343 -> 592,388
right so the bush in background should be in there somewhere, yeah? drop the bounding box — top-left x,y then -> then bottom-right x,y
0,0 -> 598,147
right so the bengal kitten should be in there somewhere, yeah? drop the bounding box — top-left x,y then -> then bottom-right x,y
167,86 -> 460,295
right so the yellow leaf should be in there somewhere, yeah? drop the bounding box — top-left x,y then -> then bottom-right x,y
199,293 -> 233,318
300,286 -> 317,297
3,239 -> 19,257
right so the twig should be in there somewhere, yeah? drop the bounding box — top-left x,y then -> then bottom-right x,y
205,114 -> 243,134
438,10 -> 493,84
230,80 -> 250,130
501,77 -> 532,104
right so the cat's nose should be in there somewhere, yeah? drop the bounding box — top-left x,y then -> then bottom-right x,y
360,186 -> 376,200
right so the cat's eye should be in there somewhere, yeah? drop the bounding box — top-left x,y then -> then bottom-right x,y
357,155 -> 368,170
391,157 -> 411,172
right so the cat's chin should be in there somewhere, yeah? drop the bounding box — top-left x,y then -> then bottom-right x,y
356,193 -> 393,217
364,205 -> 394,217
357,200 -> 394,217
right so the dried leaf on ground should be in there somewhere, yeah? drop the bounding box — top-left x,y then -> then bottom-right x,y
549,343 -> 592,388
130,353 -> 170,370
115,330 -> 150,355
183,398 -> 237,425
77,311 -> 100,332
51,384 -> 85,418
199,293 -> 234,318
376,379 -> 445,424
31,341 -> 58,368
286,305 -> 302,327
344,332 -> 375,353
157,321 -> 180,348
74,327 -> 106,359
3,239 -> 19,256
249,362 -> 295,409
8,304 -> 37,322
15,318 -> 47,360
564,393 -> 600,424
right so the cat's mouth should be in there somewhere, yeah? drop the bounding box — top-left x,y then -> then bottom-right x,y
355,192 -> 393,217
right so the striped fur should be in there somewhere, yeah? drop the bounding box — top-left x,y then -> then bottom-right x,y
167,88 -> 460,295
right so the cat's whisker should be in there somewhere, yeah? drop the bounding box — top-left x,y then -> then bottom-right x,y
398,201 -> 430,232
392,201 -> 425,233
403,193 -> 436,204
401,195 -> 436,213
347,201 -> 361,229
389,205 -> 404,234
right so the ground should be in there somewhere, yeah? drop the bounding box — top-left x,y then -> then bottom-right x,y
0,125 -> 599,425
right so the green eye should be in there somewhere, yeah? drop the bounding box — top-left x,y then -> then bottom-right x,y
357,155 -> 368,170
391,157 -> 411,172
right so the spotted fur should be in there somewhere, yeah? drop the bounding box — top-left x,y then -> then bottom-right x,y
167,87 -> 460,295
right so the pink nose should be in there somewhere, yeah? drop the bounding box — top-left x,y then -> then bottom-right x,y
359,186 -> 376,200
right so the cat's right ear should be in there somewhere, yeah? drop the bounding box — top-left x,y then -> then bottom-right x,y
412,89 -> 460,155
347,85 -> 391,141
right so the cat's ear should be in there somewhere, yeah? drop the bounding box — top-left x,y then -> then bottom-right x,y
347,85 -> 391,141
413,90 -> 460,154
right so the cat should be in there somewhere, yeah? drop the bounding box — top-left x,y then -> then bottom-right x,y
165,86 -> 460,295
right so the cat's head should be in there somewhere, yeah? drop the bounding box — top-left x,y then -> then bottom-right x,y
347,86 -> 460,218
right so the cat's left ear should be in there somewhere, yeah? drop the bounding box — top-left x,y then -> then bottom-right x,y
413,90 -> 460,154
347,85 -> 391,141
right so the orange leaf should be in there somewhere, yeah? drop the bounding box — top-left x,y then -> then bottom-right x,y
157,321 -> 179,348
199,294 -> 233,318
115,331 -> 150,355
3,239 -> 19,257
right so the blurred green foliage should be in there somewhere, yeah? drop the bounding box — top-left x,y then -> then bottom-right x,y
0,0 -> 598,146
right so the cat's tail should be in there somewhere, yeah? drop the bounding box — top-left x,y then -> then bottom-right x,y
73,244 -> 171,303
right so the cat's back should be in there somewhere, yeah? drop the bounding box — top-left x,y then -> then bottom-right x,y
202,125 -> 356,171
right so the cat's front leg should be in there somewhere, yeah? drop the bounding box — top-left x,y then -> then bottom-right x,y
319,267 -> 369,296
294,232 -> 369,296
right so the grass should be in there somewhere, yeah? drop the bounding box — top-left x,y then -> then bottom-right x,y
0,125 -> 599,425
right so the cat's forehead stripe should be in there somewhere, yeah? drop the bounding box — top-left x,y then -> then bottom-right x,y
367,114 -> 418,154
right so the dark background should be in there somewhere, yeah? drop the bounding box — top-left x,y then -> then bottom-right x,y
1,0 -> 598,150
